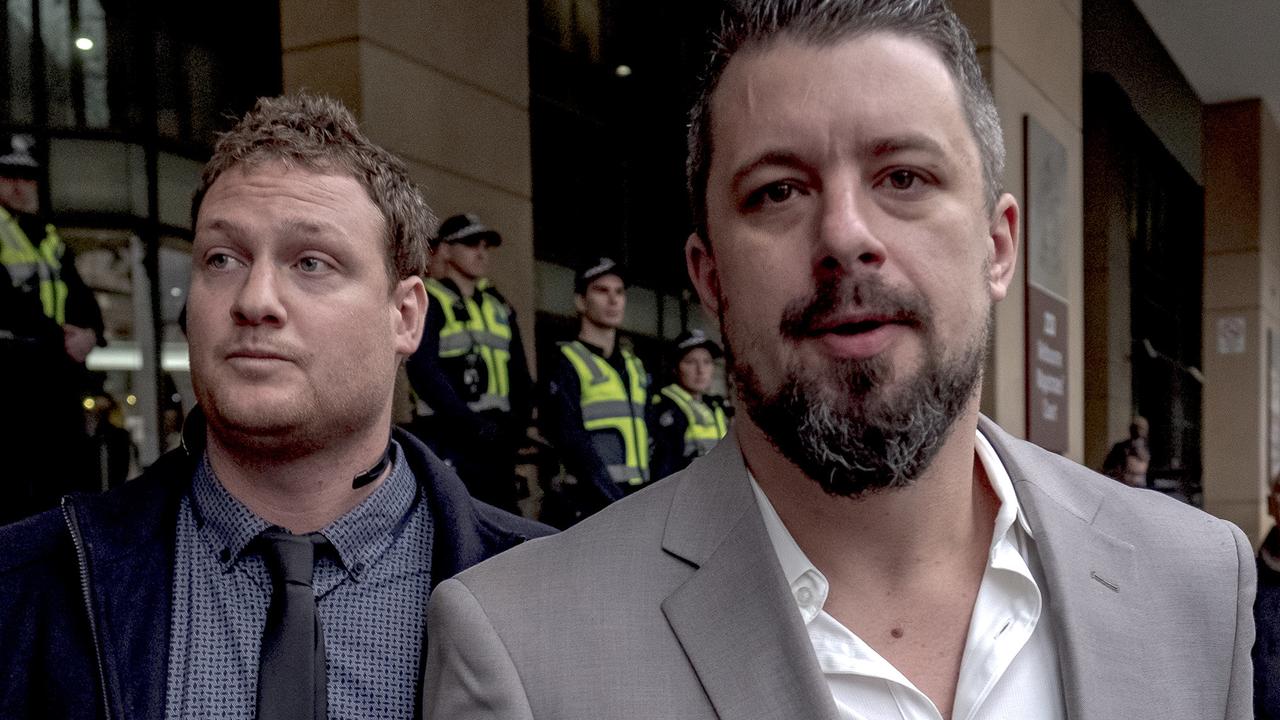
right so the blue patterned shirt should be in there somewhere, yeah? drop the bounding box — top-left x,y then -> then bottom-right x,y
164,441 -> 433,719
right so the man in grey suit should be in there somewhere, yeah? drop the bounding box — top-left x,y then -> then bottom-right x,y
424,1 -> 1256,718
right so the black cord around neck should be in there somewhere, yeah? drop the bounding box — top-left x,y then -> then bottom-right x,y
352,441 -> 394,489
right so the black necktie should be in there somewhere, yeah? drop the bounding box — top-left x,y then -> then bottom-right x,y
255,530 -> 329,720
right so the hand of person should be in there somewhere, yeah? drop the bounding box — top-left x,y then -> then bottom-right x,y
63,324 -> 98,364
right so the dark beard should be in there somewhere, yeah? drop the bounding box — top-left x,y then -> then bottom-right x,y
726,275 -> 989,498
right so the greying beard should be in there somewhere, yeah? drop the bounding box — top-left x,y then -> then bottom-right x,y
724,277 -> 990,499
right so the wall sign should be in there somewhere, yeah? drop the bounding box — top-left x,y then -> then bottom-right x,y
1216,316 -> 1246,355
1025,116 -> 1069,453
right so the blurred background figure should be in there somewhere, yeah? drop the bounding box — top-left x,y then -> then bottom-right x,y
540,257 -> 649,527
83,392 -> 137,491
648,329 -> 728,481
1103,415 -> 1150,488
406,213 -> 532,514
0,139 -> 105,524
1256,474 -> 1280,718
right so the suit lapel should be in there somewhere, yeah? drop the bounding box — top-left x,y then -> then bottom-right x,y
979,418 -> 1149,720
659,436 -> 839,720
660,419 -> 1156,720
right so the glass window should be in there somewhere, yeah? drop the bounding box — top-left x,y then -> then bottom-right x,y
79,232 -> 190,463
69,228 -> 139,473
158,239 -> 192,453
153,29 -> 182,140
40,0 -> 74,127
529,1 -> 713,296
48,137 -> 147,215
38,0 -> 110,129
157,151 -> 202,229
5,0 -> 282,464
531,0 -> 601,62
77,0 -> 108,128
4,0 -> 35,124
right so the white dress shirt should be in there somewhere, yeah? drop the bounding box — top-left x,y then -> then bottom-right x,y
749,431 -> 1066,720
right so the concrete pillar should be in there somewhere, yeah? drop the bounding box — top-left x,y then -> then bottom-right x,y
278,0 -> 536,371
955,0 -> 1086,461
1203,99 -> 1280,542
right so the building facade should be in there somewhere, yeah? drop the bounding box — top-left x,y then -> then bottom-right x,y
6,0 -> 1277,542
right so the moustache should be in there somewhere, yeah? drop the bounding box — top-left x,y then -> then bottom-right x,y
220,336 -> 303,362
778,274 -> 931,340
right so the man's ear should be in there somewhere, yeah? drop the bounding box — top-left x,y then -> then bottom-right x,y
685,232 -> 721,314
986,193 -> 1020,302
392,275 -> 428,356
573,292 -> 586,316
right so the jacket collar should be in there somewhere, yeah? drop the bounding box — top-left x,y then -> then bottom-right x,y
659,418 -> 1149,720
393,424 -> 544,589
659,434 -> 840,720
977,416 -> 1142,720
67,409 -> 544,720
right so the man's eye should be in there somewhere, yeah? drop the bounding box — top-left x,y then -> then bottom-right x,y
885,170 -> 920,190
207,253 -> 240,270
763,183 -> 794,203
297,257 -> 332,273
746,181 -> 803,208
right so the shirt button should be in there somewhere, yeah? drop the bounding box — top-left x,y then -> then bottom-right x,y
796,587 -> 814,606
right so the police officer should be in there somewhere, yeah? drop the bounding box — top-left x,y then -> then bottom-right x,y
541,257 -> 650,526
0,139 -> 105,524
648,329 -> 729,481
406,213 -> 532,514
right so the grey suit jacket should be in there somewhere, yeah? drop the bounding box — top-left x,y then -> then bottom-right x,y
424,417 -> 1256,719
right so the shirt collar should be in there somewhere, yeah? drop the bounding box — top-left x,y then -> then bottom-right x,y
191,453 -> 270,567
322,441 -> 418,580
191,440 -> 418,580
975,428 -> 1035,543
749,429 -> 1034,622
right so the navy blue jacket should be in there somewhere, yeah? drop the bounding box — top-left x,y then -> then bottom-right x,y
1256,527 -> 1280,719
0,426 -> 552,719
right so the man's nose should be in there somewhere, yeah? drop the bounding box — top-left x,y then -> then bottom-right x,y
815,177 -> 886,277
230,262 -> 287,327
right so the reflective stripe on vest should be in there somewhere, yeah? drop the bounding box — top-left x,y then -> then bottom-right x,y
658,384 -> 728,457
0,206 -> 68,324
426,278 -> 513,413
559,340 -> 649,485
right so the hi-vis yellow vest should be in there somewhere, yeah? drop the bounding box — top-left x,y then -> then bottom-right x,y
425,278 -> 513,413
0,206 -> 68,324
657,383 -> 728,457
559,340 -> 649,486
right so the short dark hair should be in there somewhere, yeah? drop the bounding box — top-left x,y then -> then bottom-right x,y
687,0 -> 1004,238
191,93 -> 437,283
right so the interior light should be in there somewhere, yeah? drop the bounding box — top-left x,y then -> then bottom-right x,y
75,37 -> 94,51
126,394 -> 138,406
82,397 -> 96,410
614,65 -> 632,78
